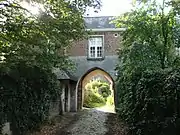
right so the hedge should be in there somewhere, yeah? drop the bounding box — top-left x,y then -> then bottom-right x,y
117,69 -> 180,135
0,63 -> 60,135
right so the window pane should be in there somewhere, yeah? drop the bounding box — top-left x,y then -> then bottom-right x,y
89,37 -> 102,47
97,47 -> 102,57
90,47 -> 95,57
89,38 -> 94,46
96,38 -> 102,45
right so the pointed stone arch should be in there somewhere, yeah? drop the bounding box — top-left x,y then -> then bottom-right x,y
75,67 -> 117,111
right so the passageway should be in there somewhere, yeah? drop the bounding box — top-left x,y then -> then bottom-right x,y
30,108 -> 127,135
76,67 -> 117,112
55,108 -> 126,135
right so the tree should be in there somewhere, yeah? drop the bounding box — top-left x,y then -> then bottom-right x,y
115,0 -> 180,71
115,1 -> 180,134
0,0 -> 101,134
0,0 -> 101,70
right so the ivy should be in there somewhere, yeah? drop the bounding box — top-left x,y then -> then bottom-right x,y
0,63 -> 61,135
117,68 -> 180,135
115,0 -> 180,134
0,0 -> 101,134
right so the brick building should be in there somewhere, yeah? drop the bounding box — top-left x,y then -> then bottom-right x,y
56,16 -> 124,113
1,16 -> 124,135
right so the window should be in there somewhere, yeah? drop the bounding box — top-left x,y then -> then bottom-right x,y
88,36 -> 103,59
114,33 -> 118,37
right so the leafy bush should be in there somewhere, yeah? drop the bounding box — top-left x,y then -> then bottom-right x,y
117,69 -> 180,135
83,90 -> 106,108
99,83 -> 111,99
85,80 -> 111,99
0,103 -> 5,134
106,96 -> 114,106
83,80 -> 110,108
0,63 -> 60,135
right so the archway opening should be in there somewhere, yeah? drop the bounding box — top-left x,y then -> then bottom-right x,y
76,67 -> 116,113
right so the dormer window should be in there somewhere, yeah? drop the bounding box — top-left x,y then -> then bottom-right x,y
88,35 -> 104,59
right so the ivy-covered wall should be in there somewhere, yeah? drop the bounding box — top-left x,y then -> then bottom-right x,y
116,69 -> 180,135
0,63 -> 61,135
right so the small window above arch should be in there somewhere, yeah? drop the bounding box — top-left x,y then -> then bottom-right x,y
114,33 -> 119,37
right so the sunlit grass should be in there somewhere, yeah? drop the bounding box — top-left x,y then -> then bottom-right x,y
95,104 -> 115,113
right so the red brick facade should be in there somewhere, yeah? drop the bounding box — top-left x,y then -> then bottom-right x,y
69,31 -> 122,56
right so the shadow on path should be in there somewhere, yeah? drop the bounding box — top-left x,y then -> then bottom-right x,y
56,108 -> 108,135
105,113 -> 128,135
55,110 -> 88,135
30,107 -> 127,135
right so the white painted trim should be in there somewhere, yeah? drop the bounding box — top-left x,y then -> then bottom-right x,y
86,28 -> 126,32
89,34 -> 105,37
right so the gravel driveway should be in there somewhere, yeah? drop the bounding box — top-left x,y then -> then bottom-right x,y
30,107 -> 126,135
59,108 -> 108,135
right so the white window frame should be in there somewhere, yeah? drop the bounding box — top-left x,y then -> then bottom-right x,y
88,35 -> 104,59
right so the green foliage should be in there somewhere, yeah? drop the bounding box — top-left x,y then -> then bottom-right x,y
0,63 -> 60,135
83,80 -> 111,108
83,90 -> 106,108
0,0 -> 101,70
0,0 -> 101,134
115,0 -> 180,70
115,1 -> 180,135
0,104 -> 5,134
106,96 -> 114,106
85,80 -> 111,99
0,0 -> 82,70
99,82 -> 111,98
117,69 -> 180,135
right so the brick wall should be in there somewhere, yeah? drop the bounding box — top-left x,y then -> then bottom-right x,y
68,31 -> 122,56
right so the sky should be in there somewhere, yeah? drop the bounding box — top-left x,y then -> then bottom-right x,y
85,0 -> 170,17
20,0 -> 169,17
86,0 -> 133,17
19,0 -> 133,17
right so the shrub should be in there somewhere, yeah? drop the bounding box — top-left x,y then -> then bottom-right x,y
117,69 -> 180,135
83,90 -> 106,108
99,83 -> 111,99
106,96 -> 114,106
83,80 -> 109,108
0,104 -> 5,134
0,63 -> 60,135
85,80 -> 111,99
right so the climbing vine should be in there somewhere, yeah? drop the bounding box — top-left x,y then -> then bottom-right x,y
115,0 -> 180,134
117,69 -> 180,135
0,63 -> 61,135
0,0 -> 101,134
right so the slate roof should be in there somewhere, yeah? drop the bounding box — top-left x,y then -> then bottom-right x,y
53,68 -> 77,81
84,16 -> 117,29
